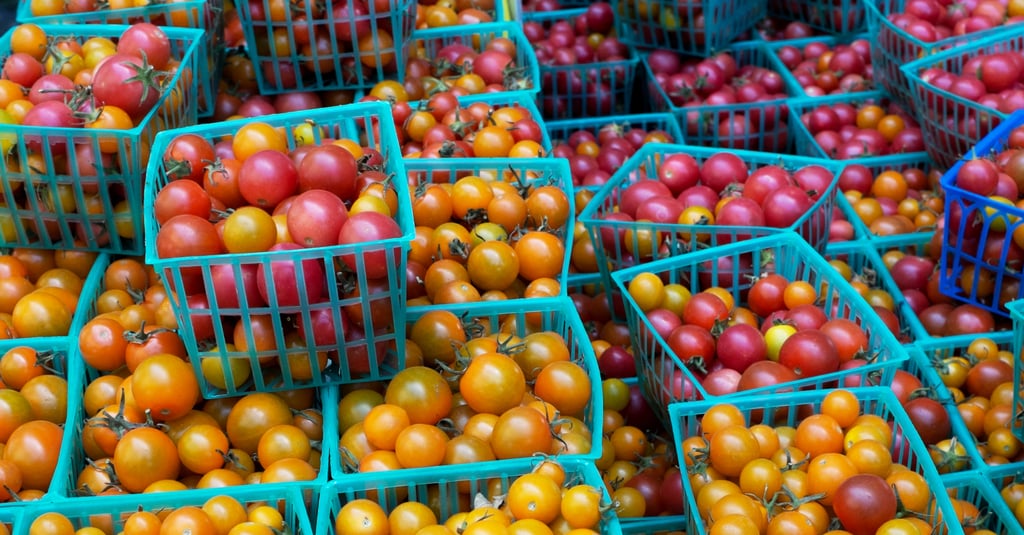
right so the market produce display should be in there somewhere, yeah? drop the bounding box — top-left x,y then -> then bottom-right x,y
1,0 -> 1024,534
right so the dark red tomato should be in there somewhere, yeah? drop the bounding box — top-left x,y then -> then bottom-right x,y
657,153 -> 701,195
598,346 -> 636,379
621,383 -> 660,431
666,324 -> 716,368
715,324 -> 767,373
337,212 -> 404,279
699,152 -> 749,193
625,472 -> 664,517
239,150 -> 299,209
297,145 -> 358,201
156,214 -> 223,259
777,330 -> 839,378
833,474 -> 897,535
903,397 -> 950,445
117,23 -> 172,70
660,469 -> 685,515
886,370 -> 922,405
964,359 -> 1013,399
163,134 -> 216,184
619,180 -> 672,218
762,186 -> 813,228
943,304 -> 995,336
154,180 -> 212,225
256,243 -> 326,307
287,189 -> 349,248
92,53 -> 164,119
681,293 -> 729,331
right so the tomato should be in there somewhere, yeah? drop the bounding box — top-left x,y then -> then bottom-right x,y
384,367 -> 453,425
223,206 -> 278,253
112,426 -> 180,493
92,53 -> 164,120
336,499 -> 389,535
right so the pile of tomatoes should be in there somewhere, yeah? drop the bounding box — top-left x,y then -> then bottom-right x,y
679,389 -> 951,534
795,97 -> 926,160
0,344 -> 70,503
770,37 -> 875,96
333,459 -> 612,534
401,28 -> 534,100
838,160 -> 944,238
0,248 -> 97,341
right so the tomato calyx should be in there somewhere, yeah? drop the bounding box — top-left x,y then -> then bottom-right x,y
73,459 -> 122,497
765,485 -> 827,518
928,436 -> 971,472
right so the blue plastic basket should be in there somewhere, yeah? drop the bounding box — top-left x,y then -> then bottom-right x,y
523,9 -> 640,118
910,331 -> 1015,473
669,387 -> 959,535
143,101 -> 411,397
0,25 -> 202,254
643,42 -> 794,152
789,91 -> 929,164
579,143 -> 841,295
867,0 -> 1024,110
938,111 -> 1024,317
331,296 -> 603,480
16,0 -> 224,118
409,22 -> 540,99
15,484 -> 314,535
404,157 -> 573,304
766,0 -> 867,35
764,35 -> 876,97
233,0 -> 416,93
613,0 -> 766,56
0,337 -> 84,507
825,239 -> 923,344
0,251 -> 107,355
612,233 -> 910,426
902,33 -> 1024,169
319,458 -> 621,535
943,471 -> 1022,534
1007,300 -> 1024,443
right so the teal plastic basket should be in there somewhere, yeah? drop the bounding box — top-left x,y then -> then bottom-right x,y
621,515 -> 687,534
903,34 -> 1024,169
669,387 -> 959,535
0,251 -> 107,355
866,0 -> 1024,110
766,0 -> 867,35
1007,300 -> 1024,443
789,91 -> 929,164
566,271 -> 627,326
612,233 -> 909,426
143,101 -> 411,397
825,239 -> 923,344
0,24 -> 202,254
332,296 -> 603,479
764,35 -> 876,97
938,111 -> 1024,317
15,484 -> 313,535
832,190 -> 873,243
0,337 -> 84,507
403,157 -> 573,301
546,113 -> 685,153
319,458 -> 621,535
869,232 -> 946,341
0,510 -> 19,535
989,462 -> 1024,513
910,331 -> 1015,473
643,42 -> 794,152
613,0 -> 765,57
16,0 -> 224,118
944,471 -> 1022,534
233,0 -> 416,93
410,22 -> 540,99
579,143 -> 841,295
523,9 -> 640,118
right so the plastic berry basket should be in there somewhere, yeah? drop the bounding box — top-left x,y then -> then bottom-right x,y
318,457 -> 620,535
234,0 -> 416,94
824,239 -> 924,344
989,462 -> 1024,512
837,152 -> 939,242
766,0 -> 867,35
613,0 -> 765,57
15,484 -> 314,535
1007,299 -> 1024,443
902,33 -> 1024,169
546,113 -> 685,155
0,251 -> 107,355
938,110 -> 1024,318
143,101 -> 412,397
403,157 -> 574,294
16,0 -> 225,118
942,471 -> 1022,534
763,34 -> 876,97
789,91 -> 930,165
331,296 -> 603,481
0,510 -> 18,535
643,41 -> 793,152
409,22 -> 540,99
0,24 -> 202,255
565,271 -> 628,325
612,233 -> 910,426
668,387 -> 959,535
0,338 -> 84,507
522,8 -> 640,118
866,0 -> 1024,110
579,142 -> 841,292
